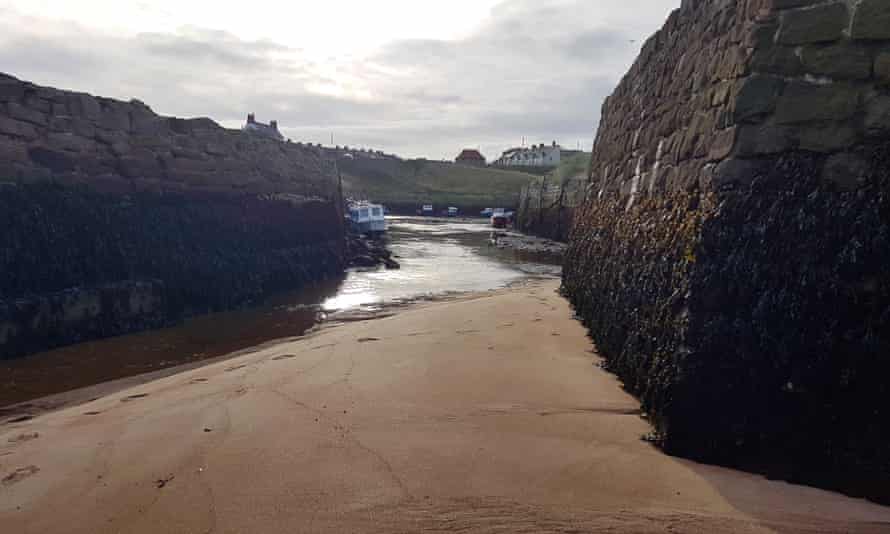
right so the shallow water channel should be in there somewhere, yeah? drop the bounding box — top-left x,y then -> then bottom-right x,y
1,217 -> 561,408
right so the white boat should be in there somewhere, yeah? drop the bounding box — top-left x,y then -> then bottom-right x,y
348,201 -> 387,234
447,207 -> 459,217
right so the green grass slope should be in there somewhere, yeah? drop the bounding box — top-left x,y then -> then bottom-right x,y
339,157 -> 537,214
549,152 -> 591,185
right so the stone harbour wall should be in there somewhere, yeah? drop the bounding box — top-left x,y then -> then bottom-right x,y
0,280 -> 167,360
563,0 -> 890,503
0,73 -> 338,196
516,176 -> 585,242
0,75 -> 346,359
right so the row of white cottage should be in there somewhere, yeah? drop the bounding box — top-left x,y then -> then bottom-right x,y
493,142 -> 562,168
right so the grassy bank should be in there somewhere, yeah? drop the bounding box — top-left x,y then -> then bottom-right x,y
548,151 -> 591,185
338,157 -> 536,214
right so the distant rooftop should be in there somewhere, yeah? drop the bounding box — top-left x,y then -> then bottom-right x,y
243,113 -> 284,141
456,149 -> 485,161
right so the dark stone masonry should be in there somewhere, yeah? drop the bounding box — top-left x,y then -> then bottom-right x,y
515,176 -> 585,242
562,0 -> 890,503
0,74 -> 345,359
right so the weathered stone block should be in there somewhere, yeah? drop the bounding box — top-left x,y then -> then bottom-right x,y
166,157 -> 217,175
801,43 -> 871,80
748,22 -> 778,49
851,0 -> 890,40
712,157 -> 767,188
796,122 -> 857,152
7,102 -> 48,126
205,141 -> 233,157
34,87 -> 65,103
28,146 -> 75,172
0,136 -> 30,163
734,122 -> 795,156
24,97 -> 51,114
47,132 -> 97,153
711,81 -> 732,107
875,53 -> 890,83
109,142 -> 131,157
186,117 -> 218,131
74,154 -> 118,177
130,114 -> 165,135
750,44 -> 804,75
777,2 -> 848,45
67,93 -> 101,119
821,152 -> 869,190
131,134 -> 172,150
117,154 -> 164,179
0,116 -> 38,140
168,118 -> 193,135
171,147 -> 206,160
864,95 -> 890,131
734,75 -> 785,122
774,82 -> 859,124
708,127 -> 737,161
97,109 -> 131,131
95,129 -> 127,146
70,117 -> 96,138
49,115 -> 96,139
0,80 -> 26,102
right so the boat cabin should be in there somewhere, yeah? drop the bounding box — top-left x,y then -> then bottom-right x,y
349,201 -> 387,234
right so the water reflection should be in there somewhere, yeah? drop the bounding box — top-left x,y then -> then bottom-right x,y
324,217 -> 550,311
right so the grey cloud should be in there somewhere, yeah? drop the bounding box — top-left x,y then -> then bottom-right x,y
0,0 -> 679,159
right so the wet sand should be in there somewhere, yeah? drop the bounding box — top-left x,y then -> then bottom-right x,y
2,281 -> 889,533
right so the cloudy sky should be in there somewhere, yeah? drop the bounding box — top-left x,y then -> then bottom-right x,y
0,0 -> 678,160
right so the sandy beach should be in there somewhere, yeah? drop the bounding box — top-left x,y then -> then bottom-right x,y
1,281 -> 888,533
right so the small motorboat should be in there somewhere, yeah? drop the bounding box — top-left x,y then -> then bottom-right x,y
348,201 -> 387,234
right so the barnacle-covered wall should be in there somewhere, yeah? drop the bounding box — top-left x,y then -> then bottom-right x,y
0,74 -> 345,358
563,0 -> 890,502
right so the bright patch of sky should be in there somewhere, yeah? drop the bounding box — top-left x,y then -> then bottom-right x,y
5,1 -> 503,56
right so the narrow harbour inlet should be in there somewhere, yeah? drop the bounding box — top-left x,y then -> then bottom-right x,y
0,217 -> 562,411
3,0 -> 890,527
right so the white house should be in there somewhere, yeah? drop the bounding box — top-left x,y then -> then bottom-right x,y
494,141 -> 562,168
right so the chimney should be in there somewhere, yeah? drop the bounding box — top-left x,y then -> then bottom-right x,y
270,120 -> 278,131
552,140 -> 557,147
247,113 -> 255,124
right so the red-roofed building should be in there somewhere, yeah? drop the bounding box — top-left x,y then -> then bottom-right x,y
455,149 -> 486,167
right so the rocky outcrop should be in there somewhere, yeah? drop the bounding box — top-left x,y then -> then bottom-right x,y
563,0 -> 890,502
346,232 -> 400,270
0,75 -> 345,359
